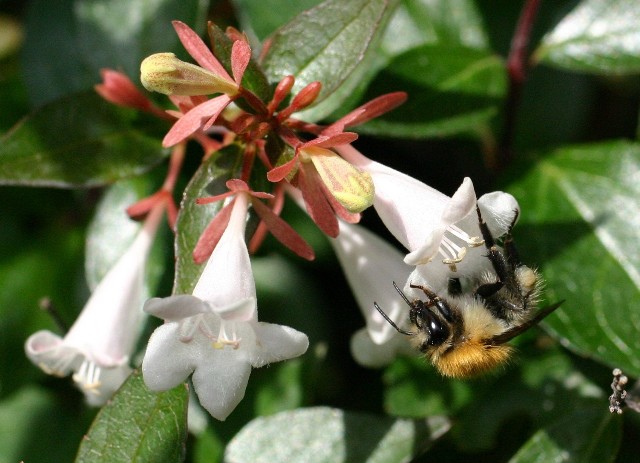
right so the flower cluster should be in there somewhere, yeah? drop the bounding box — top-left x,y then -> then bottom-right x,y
25,20 -> 522,421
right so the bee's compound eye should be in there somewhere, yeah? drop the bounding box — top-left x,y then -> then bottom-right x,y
427,314 -> 449,346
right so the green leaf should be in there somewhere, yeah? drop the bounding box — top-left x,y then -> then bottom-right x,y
379,0 -> 489,57
509,406 -> 621,463
232,0 -> 321,41
261,0 -> 391,108
225,407 -> 450,463
0,91 -> 168,187
535,0 -> 640,74
297,0 -> 492,124
359,45 -> 506,138
75,370 -> 188,463
383,357 -> 475,418
507,140 -> 640,377
85,177 -> 155,289
23,0 -> 206,105
173,145 -> 244,295
453,345 -> 607,452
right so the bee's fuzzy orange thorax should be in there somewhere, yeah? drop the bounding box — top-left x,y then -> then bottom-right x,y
431,340 -> 513,378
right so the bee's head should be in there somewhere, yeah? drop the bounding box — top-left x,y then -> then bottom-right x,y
409,299 -> 452,350
373,282 -> 456,351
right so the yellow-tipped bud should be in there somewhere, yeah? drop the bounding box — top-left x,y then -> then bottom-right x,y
140,53 -> 238,96
305,147 -> 375,213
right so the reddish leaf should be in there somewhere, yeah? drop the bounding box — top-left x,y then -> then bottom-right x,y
172,20 -> 232,81
251,198 -> 314,260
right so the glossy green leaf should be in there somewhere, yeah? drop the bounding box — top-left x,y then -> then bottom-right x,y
380,0 -> 489,57
298,0 -> 492,124
173,145 -> 244,295
261,0 -> 391,107
232,0 -> 321,41
359,45 -> 506,138
507,140 -> 640,377
509,406 -> 621,463
225,407 -> 450,463
0,91 -> 168,187
453,345 -> 607,452
23,0 -> 206,105
535,0 -> 640,74
75,370 -> 188,463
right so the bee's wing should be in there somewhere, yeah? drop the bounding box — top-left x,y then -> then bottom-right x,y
487,301 -> 564,345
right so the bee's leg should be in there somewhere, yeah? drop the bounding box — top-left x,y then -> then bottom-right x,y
447,277 -> 462,296
409,283 -> 453,322
502,209 -> 521,270
475,204 -> 512,289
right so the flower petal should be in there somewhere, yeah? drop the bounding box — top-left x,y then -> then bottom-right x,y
25,330 -> 81,376
193,193 -> 257,307
191,351 -> 252,421
75,362 -> 132,406
404,178 -> 477,266
337,144 -> 450,252
216,297 -> 257,322
478,191 -> 520,238
64,206 -> 162,366
350,328 -> 412,368
142,323 -> 198,391
144,295 -> 211,320
330,221 -> 412,344
441,177 -> 476,224
249,323 -> 309,368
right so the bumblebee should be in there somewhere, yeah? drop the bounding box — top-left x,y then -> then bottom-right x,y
375,205 -> 562,378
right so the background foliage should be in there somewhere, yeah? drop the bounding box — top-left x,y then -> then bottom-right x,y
0,0 -> 639,461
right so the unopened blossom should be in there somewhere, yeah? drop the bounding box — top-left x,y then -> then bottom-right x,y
140,21 -> 252,147
95,69 -> 166,117
141,52 -> 240,97
268,133 -> 372,237
142,192 -> 308,421
25,203 -> 164,405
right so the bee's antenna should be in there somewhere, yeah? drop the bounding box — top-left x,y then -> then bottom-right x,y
392,281 -> 414,308
373,301 -> 415,336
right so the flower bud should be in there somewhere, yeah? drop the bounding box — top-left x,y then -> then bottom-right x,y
140,53 -> 239,96
305,147 -> 375,213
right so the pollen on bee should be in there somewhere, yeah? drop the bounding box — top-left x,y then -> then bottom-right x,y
516,266 -> 538,292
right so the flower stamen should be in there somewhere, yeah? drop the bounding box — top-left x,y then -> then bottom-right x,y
72,360 -> 103,396
447,224 -> 484,247
438,224 -> 485,270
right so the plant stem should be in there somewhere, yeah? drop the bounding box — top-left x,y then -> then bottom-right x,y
497,0 -> 541,171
